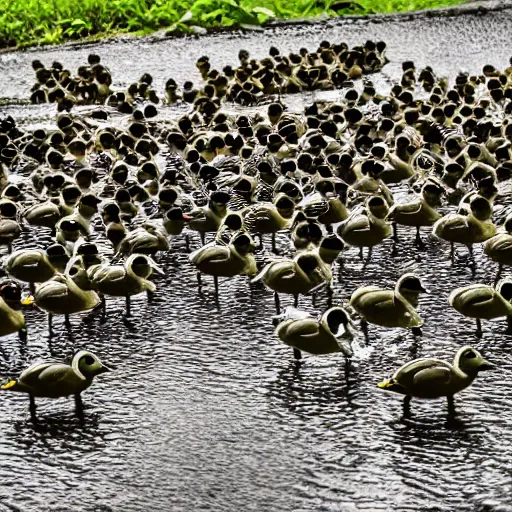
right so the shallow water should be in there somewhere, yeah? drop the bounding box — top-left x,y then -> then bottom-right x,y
2,7 -> 512,512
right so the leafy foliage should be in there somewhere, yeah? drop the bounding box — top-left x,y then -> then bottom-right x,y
0,0 -> 463,49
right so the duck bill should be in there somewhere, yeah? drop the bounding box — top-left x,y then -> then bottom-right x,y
149,259 -> 165,275
21,295 -> 35,306
479,360 -> 494,371
97,365 -> 112,374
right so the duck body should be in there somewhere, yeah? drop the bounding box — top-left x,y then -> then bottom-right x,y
189,232 -> 257,277
0,298 -> 25,337
378,346 -> 492,399
433,213 -> 496,244
24,200 -> 62,229
274,307 -> 353,356
5,249 -> 56,284
388,197 -> 441,227
449,282 -> 512,320
339,207 -> 391,247
484,233 -> 512,265
87,255 -> 158,297
35,274 -> 100,315
350,274 -> 426,329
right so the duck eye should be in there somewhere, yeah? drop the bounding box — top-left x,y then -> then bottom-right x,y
84,356 -> 95,365
464,350 -> 477,359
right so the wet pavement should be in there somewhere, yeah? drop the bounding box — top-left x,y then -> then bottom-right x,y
1,6 -> 512,512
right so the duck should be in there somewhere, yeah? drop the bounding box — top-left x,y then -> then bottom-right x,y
449,278 -> 512,336
338,196 -> 392,258
34,274 -> 101,332
87,254 -> 163,316
0,200 -> 21,253
118,222 -> 169,256
433,195 -> 496,258
163,207 -> 191,237
0,280 -> 32,341
243,193 -> 296,250
189,231 -> 257,294
188,190 -> 231,244
377,346 -> 493,414
483,213 -> 512,281
24,200 -> 62,229
0,350 -> 109,416
253,252 -> 332,312
350,273 -> 427,335
273,306 -> 354,360
5,249 -> 56,289
387,179 -> 444,245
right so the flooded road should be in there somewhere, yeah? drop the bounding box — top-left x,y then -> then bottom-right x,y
1,5 -> 512,511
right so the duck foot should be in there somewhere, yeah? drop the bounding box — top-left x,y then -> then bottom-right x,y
293,348 -> 302,360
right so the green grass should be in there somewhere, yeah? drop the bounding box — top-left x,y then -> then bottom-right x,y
0,0 -> 464,49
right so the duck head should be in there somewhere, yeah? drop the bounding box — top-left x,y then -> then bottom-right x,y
396,273 -> 427,307
231,231 -> 255,256
454,346 -> 493,376
470,195 -> 493,221
72,350 -> 110,380
367,196 -> 389,219
320,306 -> 354,356
0,280 -> 25,310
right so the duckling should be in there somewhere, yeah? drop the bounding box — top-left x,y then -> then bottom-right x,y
35,274 -> 101,332
0,350 -> 109,416
387,179 -> 444,245
87,254 -> 163,316
433,195 -> 496,258
102,203 -> 127,250
484,213 -> 512,282
188,190 -> 231,244
253,252 -> 332,313
118,222 -> 169,256
273,306 -> 354,360
338,196 -> 392,258
45,243 -> 70,273
243,193 -> 295,251
377,346 -> 493,415
24,200 -> 62,229
449,278 -> 512,336
189,231 -> 257,295
291,216 -> 323,251
58,193 -> 101,236
5,249 -> 56,290
0,280 -> 32,340
56,219 -> 82,254
350,273 -> 427,335
163,207 -> 191,236
214,212 -> 244,245
0,200 -> 20,253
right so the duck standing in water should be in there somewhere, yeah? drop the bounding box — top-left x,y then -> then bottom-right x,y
378,346 -> 493,415
0,280 -> 33,341
350,273 -> 427,336
273,306 -> 354,360
0,350 -> 110,416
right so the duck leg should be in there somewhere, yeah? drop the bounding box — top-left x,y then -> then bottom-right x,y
274,292 -> 281,314
411,327 -> 423,337
327,285 -> 333,308
125,296 -> 131,317
392,222 -> 398,242
506,315 -> 512,334
476,318 -> 483,338
447,395 -> 456,416
185,234 -> 190,252
147,290 -> 154,303
29,395 -> 37,418
494,264 -> 503,286
75,393 -> 84,412
48,313 -> 53,336
415,226 -> 424,248
294,294 -> 299,308
403,396 -> 411,417
293,348 -> 302,360
197,272 -> 202,288
361,318 -> 369,341
64,314 -> 71,329
18,328 -> 27,343
271,233 -> 277,253
214,275 -> 219,296
29,282 -> 35,295
450,242 -> 455,261
358,247 -> 364,260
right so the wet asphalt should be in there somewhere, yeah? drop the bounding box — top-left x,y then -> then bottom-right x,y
1,5 -> 512,512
